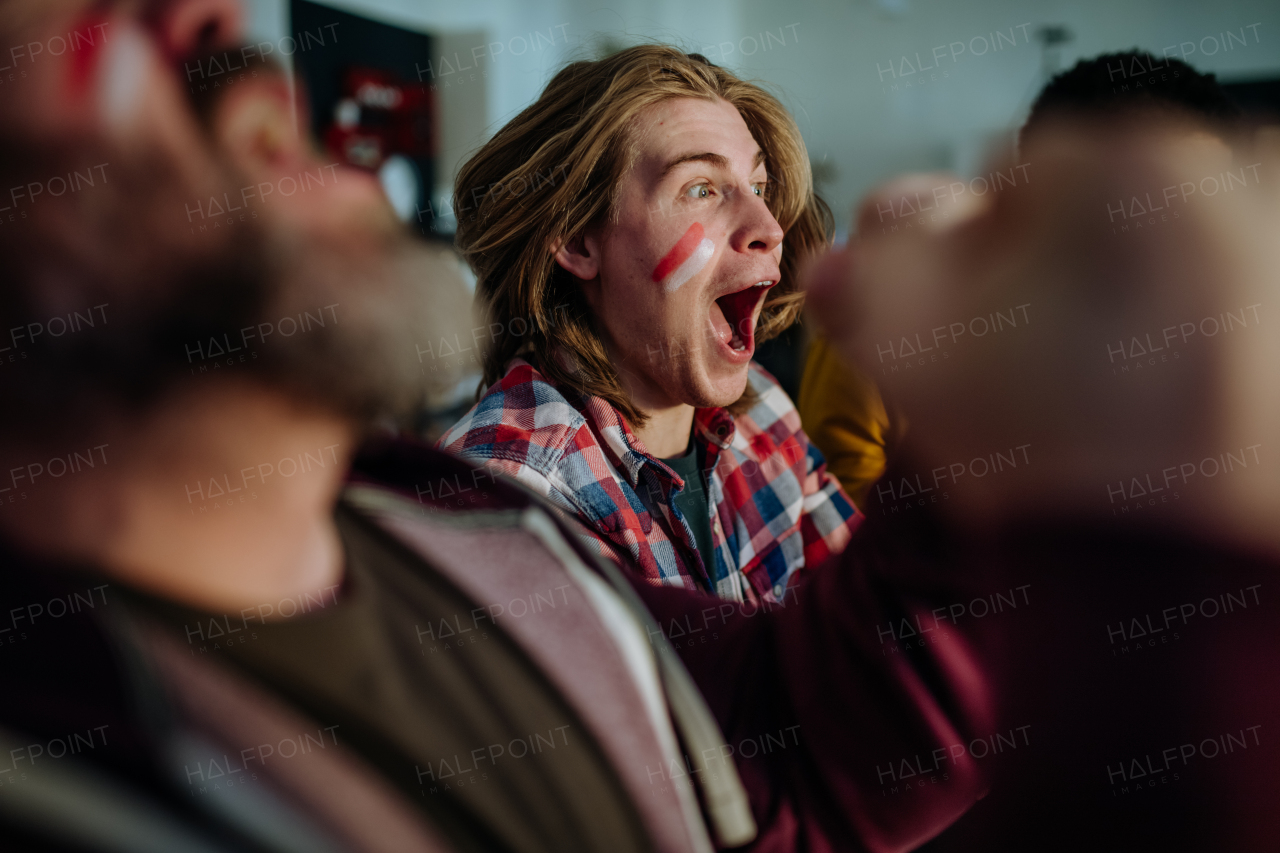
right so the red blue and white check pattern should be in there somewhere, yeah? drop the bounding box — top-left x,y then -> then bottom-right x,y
436,359 -> 859,603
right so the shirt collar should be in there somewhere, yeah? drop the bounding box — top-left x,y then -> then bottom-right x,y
577,394 -> 736,491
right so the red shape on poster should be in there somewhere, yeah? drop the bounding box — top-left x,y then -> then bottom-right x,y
323,66 -> 434,170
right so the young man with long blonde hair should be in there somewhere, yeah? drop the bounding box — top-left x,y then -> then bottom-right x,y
439,46 -> 858,602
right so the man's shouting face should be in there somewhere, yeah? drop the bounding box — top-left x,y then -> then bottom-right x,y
554,96 -> 785,414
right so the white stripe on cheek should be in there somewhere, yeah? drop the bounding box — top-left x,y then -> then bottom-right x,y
99,25 -> 150,130
664,238 -> 715,293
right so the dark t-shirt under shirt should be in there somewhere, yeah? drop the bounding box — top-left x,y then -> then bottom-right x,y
121,503 -> 653,853
661,437 -> 715,576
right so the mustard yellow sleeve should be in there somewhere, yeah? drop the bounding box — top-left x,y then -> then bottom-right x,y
796,336 -> 893,509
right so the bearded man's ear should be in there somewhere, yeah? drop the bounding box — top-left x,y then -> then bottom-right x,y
208,71 -> 307,180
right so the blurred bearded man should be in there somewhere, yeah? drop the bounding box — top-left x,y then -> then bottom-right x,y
0,3 -> 989,852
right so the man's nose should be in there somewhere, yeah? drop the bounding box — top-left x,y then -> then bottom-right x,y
145,0 -> 245,61
729,189 -> 784,255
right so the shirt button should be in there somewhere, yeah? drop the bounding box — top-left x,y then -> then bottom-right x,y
773,584 -> 784,598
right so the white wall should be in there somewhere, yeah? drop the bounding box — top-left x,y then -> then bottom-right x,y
245,0 -> 1280,234
246,0 -> 742,221
732,0 -> 1280,233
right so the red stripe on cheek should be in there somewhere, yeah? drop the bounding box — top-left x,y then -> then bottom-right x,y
66,16 -> 109,98
651,222 -> 705,283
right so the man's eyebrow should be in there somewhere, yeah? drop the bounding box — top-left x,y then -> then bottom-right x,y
658,149 -> 766,179
660,152 -> 728,179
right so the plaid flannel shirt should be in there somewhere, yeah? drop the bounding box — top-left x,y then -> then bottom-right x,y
436,358 -> 860,603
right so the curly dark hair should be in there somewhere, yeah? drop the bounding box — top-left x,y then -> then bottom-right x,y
1023,51 -> 1241,142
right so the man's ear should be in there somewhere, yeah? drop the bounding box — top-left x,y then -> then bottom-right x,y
210,74 -> 307,180
208,71 -> 398,235
552,230 -> 602,282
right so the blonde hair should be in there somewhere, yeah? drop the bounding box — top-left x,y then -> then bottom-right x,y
454,44 -> 831,426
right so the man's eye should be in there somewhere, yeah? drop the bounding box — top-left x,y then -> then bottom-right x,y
752,183 -> 767,197
686,184 -> 711,199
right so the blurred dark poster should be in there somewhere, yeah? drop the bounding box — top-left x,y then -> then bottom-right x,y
290,0 -> 436,233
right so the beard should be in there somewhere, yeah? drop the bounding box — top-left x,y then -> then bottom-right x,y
0,123 -> 447,448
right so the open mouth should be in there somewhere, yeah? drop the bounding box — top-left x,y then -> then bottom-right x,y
710,281 -> 774,353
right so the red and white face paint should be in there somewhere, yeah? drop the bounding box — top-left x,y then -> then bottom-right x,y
97,23 -> 149,131
651,222 -> 715,293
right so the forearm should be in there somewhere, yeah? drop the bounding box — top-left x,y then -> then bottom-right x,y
633,517 -> 990,851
